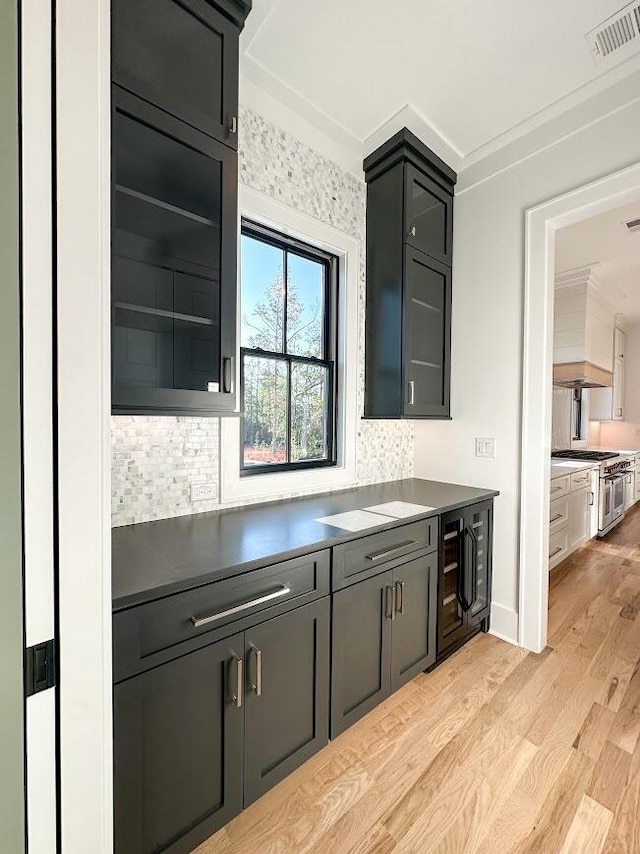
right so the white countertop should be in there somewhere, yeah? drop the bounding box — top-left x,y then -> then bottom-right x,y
550,461 -> 598,479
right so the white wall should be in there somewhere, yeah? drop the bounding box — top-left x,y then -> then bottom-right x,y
413,98 -> 640,641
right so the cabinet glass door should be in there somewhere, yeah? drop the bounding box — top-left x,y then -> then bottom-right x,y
468,505 -> 492,620
112,93 -> 237,413
404,163 -> 452,265
404,247 -> 451,418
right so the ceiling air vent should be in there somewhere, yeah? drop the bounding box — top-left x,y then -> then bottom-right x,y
625,217 -> 640,234
586,1 -> 640,63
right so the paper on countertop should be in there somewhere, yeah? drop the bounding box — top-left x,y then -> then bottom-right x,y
315,510 -> 396,532
363,501 -> 435,518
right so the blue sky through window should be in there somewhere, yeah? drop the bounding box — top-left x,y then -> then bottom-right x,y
241,233 -> 324,357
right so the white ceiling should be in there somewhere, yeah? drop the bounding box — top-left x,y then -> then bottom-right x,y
556,201 -> 640,321
241,0 -> 640,171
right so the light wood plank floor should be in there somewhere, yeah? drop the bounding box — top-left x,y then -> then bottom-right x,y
196,506 -> 640,854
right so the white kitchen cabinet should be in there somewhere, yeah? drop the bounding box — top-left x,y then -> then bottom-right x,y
591,326 -> 625,422
549,529 -> 569,571
549,465 -> 598,571
590,356 -> 625,421
568,486 -> 591,552
589,468 -> 600,538
625,469 -> 636,511
613,357 -> 625,420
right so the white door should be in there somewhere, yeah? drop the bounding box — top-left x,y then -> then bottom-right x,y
21,1 -> 57,850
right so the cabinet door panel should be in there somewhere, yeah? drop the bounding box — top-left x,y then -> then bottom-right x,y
391,553 -> 437,691
114,635 -> 244,854
331,571 -> 392,738
112,0 -> 239,148
404,164 -> 452,264
112,90 -> 237,413
403,248 -> 451,418
244,599 -> 330,806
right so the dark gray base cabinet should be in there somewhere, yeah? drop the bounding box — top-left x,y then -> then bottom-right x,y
244,599 -> 329,806
114,598 -> 329,854
331,551 -> 437,738
114,634 -> 244,854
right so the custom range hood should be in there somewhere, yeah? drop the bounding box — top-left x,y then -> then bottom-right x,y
553,361 -> 612,388
553,265 -> 614,389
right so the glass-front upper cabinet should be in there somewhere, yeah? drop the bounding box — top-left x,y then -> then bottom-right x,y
404,163 -> 453,266
112,91 -> 238,414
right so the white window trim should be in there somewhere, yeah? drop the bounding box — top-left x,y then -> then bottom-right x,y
220,185 -> 359,504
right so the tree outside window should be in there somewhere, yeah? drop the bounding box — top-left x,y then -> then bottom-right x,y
240,222 -> 337,474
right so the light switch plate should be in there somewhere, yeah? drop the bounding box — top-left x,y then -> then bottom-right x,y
191,483 -> 217,502
475,437 -> 496,458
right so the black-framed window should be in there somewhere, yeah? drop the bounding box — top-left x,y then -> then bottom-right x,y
240,220 -> 338,474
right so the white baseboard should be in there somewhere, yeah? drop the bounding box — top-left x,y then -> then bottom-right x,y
489,602 -> 519,646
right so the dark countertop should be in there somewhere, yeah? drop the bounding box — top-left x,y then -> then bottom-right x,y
112,478 -> 499,611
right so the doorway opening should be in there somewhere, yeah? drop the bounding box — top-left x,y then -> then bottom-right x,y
519,162 -> 640,653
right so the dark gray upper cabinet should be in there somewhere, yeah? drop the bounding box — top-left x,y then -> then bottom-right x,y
111,0 -> 250,415
112,0 -> 250,149
364,128 -> 456,420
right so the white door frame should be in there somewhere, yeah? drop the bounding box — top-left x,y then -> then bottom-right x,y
519,161 -> 640,653
21,0 -> 57,850
56,0 -> 112,850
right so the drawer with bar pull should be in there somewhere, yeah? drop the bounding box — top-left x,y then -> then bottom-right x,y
549,496 -> 569,534
549,528 -> 569,571
332,517 -> 438,590
114,549 -> 330,681
549,474 -> 571,499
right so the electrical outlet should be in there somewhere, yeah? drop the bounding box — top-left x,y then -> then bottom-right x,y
191,483 -> 217,502
475,437 -> 496,459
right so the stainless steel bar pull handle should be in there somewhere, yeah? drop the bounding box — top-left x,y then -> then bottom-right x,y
588,492 -> 594,506
229,115 -> 238,134
229,656 -> 243,708
385,585 -> 395,620
395,580 -> 405,615
249,645 -> 263,697
549,546 -> 562,558
409,225 -> 416,237
191,584 -> 290,628
365,540 -> 417,563
550,513 -> 564,523
407,380 -> 415,406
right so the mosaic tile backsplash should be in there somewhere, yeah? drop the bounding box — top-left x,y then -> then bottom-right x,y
111,106 -> 414,527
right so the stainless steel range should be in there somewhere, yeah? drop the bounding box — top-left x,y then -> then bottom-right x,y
552,450 -> 632,536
